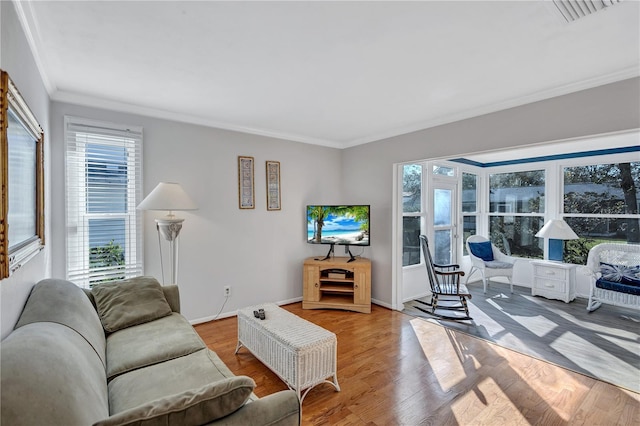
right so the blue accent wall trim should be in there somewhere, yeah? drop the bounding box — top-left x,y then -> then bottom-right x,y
449,158 -> 485,167
450,146 -> 639,168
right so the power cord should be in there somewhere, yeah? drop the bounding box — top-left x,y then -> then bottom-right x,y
210,294 -> 230,321
156,224 -> 165,284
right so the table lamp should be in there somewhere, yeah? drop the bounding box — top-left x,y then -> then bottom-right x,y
535,219 -> 578,262
137,182 -> 198,284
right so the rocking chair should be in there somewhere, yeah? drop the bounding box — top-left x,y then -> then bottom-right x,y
415,235 -> 472,320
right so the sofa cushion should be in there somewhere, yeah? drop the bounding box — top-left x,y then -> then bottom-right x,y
600,262 -> 640,286
596,278 -> 640,296
15,278 -> 107,367
469,241 -> 494,261
484,260 -> 513,269
106,313 -> 206,381
92,276 -> 173,333
1,322 -> 109,426
102,350 -> 255,425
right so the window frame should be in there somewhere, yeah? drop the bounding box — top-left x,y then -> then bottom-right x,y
461,170 -> 479,256
65,116 -> 143,287
401,163 -> 425,267
559,153 -> 640,263
0,70 -> 45,280
485,163 -> 547,259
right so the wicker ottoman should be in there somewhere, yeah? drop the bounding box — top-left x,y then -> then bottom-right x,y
235,303 -> 340,403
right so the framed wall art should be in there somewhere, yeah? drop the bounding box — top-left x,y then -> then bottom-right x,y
266,160 -> 281,211
238,156 -> 255,209
0,70 -> 45,279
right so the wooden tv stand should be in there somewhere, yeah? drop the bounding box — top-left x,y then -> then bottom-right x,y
302,256 -> 371,314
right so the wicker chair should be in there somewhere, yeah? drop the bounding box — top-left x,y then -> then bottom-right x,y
465,235 -> 516,293
416,235 -> 471,320
586,243 -> 640,312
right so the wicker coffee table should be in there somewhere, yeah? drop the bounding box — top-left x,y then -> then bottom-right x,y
235,303 -> 340,403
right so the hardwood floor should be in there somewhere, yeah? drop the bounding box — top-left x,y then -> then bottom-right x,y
404,281 -> 640,393
194,303 -> 639,425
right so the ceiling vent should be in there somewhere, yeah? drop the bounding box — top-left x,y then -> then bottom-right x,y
552,0 -> 624,23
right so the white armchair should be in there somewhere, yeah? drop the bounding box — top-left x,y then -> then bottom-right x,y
465,235 -> 516,293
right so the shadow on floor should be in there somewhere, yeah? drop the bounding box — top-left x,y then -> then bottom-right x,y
404,281 -> 640,393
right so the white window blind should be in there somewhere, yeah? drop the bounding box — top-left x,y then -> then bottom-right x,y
65,116 -> 143,287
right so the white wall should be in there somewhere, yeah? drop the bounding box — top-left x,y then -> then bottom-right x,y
342,77 -> 640,309
0,1 -> 52,339
49,102 -> 344,323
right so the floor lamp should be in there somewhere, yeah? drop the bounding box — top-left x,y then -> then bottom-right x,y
138,182 -> 198,284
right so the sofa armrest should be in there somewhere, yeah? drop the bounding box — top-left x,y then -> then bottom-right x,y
207,390 -> 300,426
162,284 -> 181,313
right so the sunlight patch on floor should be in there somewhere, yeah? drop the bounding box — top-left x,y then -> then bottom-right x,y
550,331 -> 640,381
451,377 -> 531,424
597,331 -> 640,355
486,297 -> 559,338
410,318 -> 478,392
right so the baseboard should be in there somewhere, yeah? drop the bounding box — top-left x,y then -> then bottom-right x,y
372,298 -> 392,309
190,310 -> 237,325
402,291 -> 431,304
189,296 -> 304,325
190,296 -> 399,324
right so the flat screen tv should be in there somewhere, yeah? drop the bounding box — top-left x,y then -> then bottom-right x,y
307,205 -> 370,249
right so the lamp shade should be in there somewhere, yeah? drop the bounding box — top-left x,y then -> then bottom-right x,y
137,182 -> 198,212
535,219 -> 578,240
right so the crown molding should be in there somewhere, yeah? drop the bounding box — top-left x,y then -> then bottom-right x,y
12,0 -> 56,94
51,90 -> 344,149
55,67 -> 638,151
342,67 -> 640,148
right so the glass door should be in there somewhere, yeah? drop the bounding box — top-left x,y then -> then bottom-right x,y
431,181 -> 458,265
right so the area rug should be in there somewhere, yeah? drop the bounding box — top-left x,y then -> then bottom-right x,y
404,281 -> 640,393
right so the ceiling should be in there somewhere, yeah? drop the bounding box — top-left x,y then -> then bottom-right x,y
15,1 -> 640,149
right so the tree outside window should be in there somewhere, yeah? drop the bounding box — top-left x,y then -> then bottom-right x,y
402,164 -> 422,266
462,172 -> 477,255
563,162 -> 639,264
489,170 -> 545,258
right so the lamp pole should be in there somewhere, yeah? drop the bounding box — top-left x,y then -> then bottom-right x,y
156,216 -> 184,285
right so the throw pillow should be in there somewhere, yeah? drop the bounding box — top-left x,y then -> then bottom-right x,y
93,376 -> 255,426
91,276 -> 173,333
600,262 -> 640,287
469,241 -> 494,262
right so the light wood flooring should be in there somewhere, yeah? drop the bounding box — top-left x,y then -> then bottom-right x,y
194,303 -> 639,425
404,281 -> 640,393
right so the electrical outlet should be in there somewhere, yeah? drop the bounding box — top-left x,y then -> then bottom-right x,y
224,286 -> 231,297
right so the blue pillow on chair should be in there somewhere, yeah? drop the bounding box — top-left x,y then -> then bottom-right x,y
469,241 -> 494,262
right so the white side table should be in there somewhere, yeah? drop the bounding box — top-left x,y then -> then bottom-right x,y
530,260 -> 577,303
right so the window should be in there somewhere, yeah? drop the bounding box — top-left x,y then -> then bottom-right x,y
462,172 -> 477,255
433,164 -> 455,177
489,170 -> 545,258
0,70 -> 45,279
65,117 -> 143,287
563,161 -> 640,264
402,164 -> 422,266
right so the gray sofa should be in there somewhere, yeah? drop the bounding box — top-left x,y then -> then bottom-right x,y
1,277 -> 300,426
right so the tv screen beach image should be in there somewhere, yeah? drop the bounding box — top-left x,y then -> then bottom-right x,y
307,205 -> 370,246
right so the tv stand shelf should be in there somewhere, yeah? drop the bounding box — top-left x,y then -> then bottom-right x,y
303,257 -> 371,314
